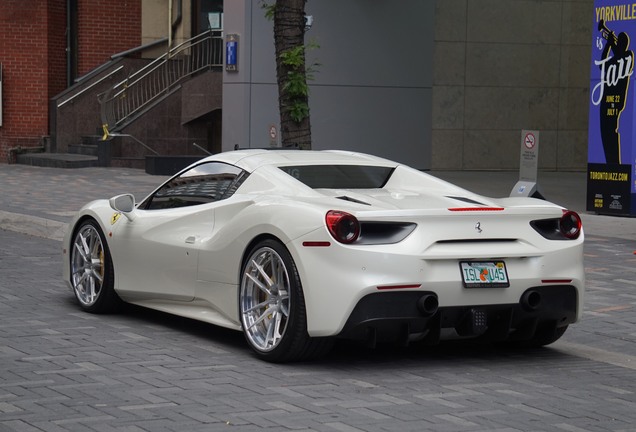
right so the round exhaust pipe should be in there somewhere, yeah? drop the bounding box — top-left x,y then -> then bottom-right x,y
521,290 -> 542,311
417,294 -> 439,317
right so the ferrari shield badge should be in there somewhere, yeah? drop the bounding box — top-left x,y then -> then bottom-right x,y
111,212 -> 122,225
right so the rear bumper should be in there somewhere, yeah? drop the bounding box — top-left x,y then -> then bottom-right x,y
290,223 -> 584,337
338,285 -> 578,345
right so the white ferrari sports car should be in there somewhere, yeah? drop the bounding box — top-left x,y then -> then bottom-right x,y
62,149 -> 584,362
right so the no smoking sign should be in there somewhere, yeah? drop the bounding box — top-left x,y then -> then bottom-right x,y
269,124 -> 278,146
511,129 -> 541,197
524,132 -> 536,149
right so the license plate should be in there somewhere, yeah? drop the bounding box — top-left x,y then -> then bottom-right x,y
460,261 -> 509,288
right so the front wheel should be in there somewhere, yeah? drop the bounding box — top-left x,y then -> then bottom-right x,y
70,219 -> 119,313
239,239 -> 332,362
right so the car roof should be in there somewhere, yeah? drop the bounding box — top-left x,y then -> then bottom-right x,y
203,149 -> 399,172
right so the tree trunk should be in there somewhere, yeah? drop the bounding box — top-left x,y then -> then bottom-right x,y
273,0 -> 311,149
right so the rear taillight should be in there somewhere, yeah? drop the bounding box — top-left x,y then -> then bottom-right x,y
559,210 -> 582,239
530,210 -> 582,241
326,210 -> 360,244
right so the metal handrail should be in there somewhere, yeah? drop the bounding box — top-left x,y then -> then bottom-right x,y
100,30 -> 223,132
108,133 -> 159,155
57,65 -> 124,108
57,36 -> 168,108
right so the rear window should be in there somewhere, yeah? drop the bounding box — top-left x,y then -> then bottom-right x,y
279,165 -> 394,189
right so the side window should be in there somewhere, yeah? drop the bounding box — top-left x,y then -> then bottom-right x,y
142,162 -> 247,210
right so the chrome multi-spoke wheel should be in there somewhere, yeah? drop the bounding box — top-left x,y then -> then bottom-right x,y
239,239 -> 334,362
240,245 -> 291,352
70,220 -> 117,312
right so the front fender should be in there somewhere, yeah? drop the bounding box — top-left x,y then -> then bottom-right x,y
62,200 -> 123,289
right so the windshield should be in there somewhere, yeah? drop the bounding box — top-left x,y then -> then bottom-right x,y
279,165 -> 394,189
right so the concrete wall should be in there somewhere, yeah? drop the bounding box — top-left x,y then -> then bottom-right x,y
432,0 -> 592,171
142,0 -> 169,47
223,0 -> 592,172
141,0 -> 193,58
222,0 -> 434,169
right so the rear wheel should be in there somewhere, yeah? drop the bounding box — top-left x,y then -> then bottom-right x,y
239,239 -> 332,362
70,220 -> 119,313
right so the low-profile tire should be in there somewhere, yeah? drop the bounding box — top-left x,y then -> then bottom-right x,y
70,219 -> 119,313
239,239 -> 333,362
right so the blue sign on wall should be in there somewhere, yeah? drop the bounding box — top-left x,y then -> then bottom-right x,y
587,1 -> 636,215
225,34 -> 239,72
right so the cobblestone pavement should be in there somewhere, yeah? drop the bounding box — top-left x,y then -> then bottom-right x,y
0,165 -> 166,223
2,164 -> 636,431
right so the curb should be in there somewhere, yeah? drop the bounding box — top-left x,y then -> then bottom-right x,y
0,210 -> 67,242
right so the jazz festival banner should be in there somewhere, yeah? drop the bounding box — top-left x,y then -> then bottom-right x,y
588,0 -> 636,215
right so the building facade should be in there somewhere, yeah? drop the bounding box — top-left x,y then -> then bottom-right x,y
0,0 -> 65,162
432,0 -> 591,171
0,0 -> 141,162
1,0 -> 593,172
222,1 -> 434,169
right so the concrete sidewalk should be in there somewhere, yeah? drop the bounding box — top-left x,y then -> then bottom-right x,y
0,163 -> 634,241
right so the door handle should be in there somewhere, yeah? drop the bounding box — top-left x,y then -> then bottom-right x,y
185,236 -> 196,244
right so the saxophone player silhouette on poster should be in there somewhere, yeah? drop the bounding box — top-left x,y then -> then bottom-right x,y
597,19 -> 634,164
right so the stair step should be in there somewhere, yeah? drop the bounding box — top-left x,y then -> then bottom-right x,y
16,153 -> 99,169
69,143 -> 99,157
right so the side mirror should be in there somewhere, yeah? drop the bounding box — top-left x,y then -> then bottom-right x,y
109,194 -> 136,221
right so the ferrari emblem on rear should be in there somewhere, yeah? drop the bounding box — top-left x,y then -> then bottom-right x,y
111,212 -> 122,225
475,222 -> 482,233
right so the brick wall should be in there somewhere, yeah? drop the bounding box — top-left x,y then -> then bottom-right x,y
77,0 -> 142,75
48,1 -> 67,100
0,0 -> 51,162
0,0 -> 141,163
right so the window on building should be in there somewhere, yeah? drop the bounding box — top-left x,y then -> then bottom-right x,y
195,0 -> 224,34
